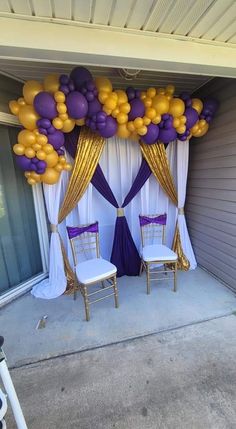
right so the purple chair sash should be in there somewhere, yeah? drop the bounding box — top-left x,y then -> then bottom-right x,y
139,214 -> 167,227
67,222 -> 99,239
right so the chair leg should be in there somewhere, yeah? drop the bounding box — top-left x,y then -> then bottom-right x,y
83,286 -> 90,321
73,274 -> 77,301
113,276 -> 119,308
173,261 -> 177,292
139,260 -> 143,276
146,263 -> 151,295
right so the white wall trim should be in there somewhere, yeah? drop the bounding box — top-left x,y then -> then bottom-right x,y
0,112 -> 20,127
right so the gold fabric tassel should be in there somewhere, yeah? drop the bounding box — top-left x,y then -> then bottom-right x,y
172,224 -> 190,271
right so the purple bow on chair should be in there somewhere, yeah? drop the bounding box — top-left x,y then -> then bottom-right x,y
139,214 -> 167,227
67,222 -> 99,239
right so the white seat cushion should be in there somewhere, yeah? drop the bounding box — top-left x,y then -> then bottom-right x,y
142,244 -> 177,262
76,258 -> 117,285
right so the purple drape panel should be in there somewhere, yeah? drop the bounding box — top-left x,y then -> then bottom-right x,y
64,128 -> 151,277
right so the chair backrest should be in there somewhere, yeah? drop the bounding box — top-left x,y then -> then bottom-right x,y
139,214 -> 167,247
67,222 -> 100,265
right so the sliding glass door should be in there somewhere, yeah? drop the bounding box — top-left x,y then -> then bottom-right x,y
0,125 -> 43,294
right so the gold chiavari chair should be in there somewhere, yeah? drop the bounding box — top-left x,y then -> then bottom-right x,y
67,222 -> 119,321
139,214 -> 178,295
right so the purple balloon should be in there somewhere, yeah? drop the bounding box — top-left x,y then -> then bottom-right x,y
164,119 -> 173,129
15,155 -> 32,171
66,91 -> 88,119
141,123 -> 159,145
30,164 -> 37,172
96,111 -> 107,123
203,98 -> 219,114
48,125 -> 56,134
185,99 -> 192,107
68,82 -> 75,92
185,107 -> 199,128
34,92 -> 57,120
37,160 -> 47,169
180,92 -> 191,101
126,87 -> 136,101
60,74 -> 69,85
59,85 -> 70,95
87,99 -> 102,117
99,116 -> 117,138
70,67 -> 93,90
38,127 -> 48,136
128,98 -> 145,121
48,130 -> 65,149
31,157 -> 38,164
159,126 -> 177,144
37,118 -> 51,129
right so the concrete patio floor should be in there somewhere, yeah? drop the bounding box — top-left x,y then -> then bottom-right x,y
5,314 -> 236,429
0,267 -> 236,368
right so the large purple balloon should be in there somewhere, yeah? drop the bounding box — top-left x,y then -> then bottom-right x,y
66,91 -> 88,119
99,116 -> 117,138
87,99 -> 102,117
34,92 -> 57,119
48,130 -> 65,149
15,155 -> 32,171
70,67 -> 93,90
159,126 -> 177,144
141,123 -> 159,145
185,107 -> 198,128
128,99 -> 145,121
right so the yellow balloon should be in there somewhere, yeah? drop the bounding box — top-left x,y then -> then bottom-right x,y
173,118 -> 180,128
115,90 -> 128,106
24,172 -> 31,178
137,126 -> 147,136
179,115 -> 186,124
23,80 -> 43,105
194,123 -> 209,137
52,117 -> 64,130
127,121 -> 135,132
25,147 -> 36,158
192,98 -> 203,115
41,167 -> 60,185
75,118 -> 85,126
117,112 -> 128,125
103,106 -> 112,115
18,129 -> 36,146
145,107 -> 156,120
152,114 -> 162,124
37,134 -> 48,145
95,77 -> 112,93
143,116 -> 151,126
59,113 -> 69,121
9,100 -> 20,115
27,178 -> 36,185
152,95 -> 169,114
37,150 -> 47,160
43,144 -> 54,154
13,144 -> 25,155
111,108 -> 120,118
134,117 -> 143,129
57,103 -> 67,114
168,98 -> 185,118
33,143 -> 42,151
18,97 -> 26,106
44,74 -> 60,93
64,163 -> 73,172
191,123 -> 199,134
119,102 -> 130,114
45,151 -> 59,167
176,125 -> 186,134
55,164 -> 64,172
104,97 -> 117,110
165,84 -> 175,95
117,124 -> 130,139
54,91 -> 66,103
157,88 -> 165,95
199,119 -> 206,127
62,119 -> 75,133
31,172 -> 41,182
18,105 -> 39,130
147,87 -> 156,99
59,156 -> 66,164
144,97 -> 152,108
98,91 -> 109,104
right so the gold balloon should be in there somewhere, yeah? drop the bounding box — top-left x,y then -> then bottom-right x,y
173,118 -> 180,128
143,116 -> 151,126
104,97 -> 117,110
41,167 -> 60,185
152,95 -> 169,114
134,117 -> 143,129
117,124 -> 130,139
45,152 -> 59,167
18,97 -> 26,106
103,106 -> 112,115
31,172 -> 41,182
115,90 -> 128,106
191,123 -> 199,134
75,118 -> 85,126
137,125 -> 147,136
98,91 -> 109,104
57,102 -> 67,114
168,98 -> 185,118
192,98 -> 203,115
53,117 -> 63,130
119,102 -> 130,114
62,119 -> 75,133
18,129 -> 36,146
152,114 -> 161,124
195,123 -> 209,137
127,121 -> 135,132
9,100 -> 20,115
25,147 -> 36,158
33,143 -> 42,151
176,125 -> 186,134
18,105 -> 39,130
64,163 -> 73,172
111,108 -> 120,118
37,134 -> 48,145
13,144 -> 25,155
147,87 -> 156,98
23,80 -> 43,105
145,107 -> 156,120
117,112 -> 128,125
54,91 -> 66,103
43,144 -> 54,154
144,97 -> 152,108
27,178 -> 36,185
165,84 -> 175,95
95,77 -> 112,93
36,150 -> 47,160
43,74 -> 60,93
199,119 -> 206,127
55,164 -> 63,172
59,113 -> 69,121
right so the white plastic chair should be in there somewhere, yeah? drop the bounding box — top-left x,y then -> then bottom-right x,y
139,214 -> 178,294
67,222 -> 119,321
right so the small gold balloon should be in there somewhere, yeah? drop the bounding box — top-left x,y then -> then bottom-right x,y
23,80 -> 43,105
173,118 -> 180,128
59,113 -> 69,121
144,97 -> 152,108
64,163 -> 73,171
75,118 -> 85,126
104,97 -> 117,110
13,143 -> 25,155
98,91 -> 109,104
103,106 -> 112,115
117,112 -> 128,125
168,98 -> 185,118
55,164 -> 63,172
115,90 -> 128,106
52,117 -> 64,129
119,102 -> 130,114
9,100 -> 20,115
152,114 -> 162,124
57,103 -> 67,114
134,117 -> 143,129
31,172 -> 41,182
37,134 -> 48,145
24,171 -> 31,178
143,116 -> 151,126
27,178 -> 36,185
95,77 -> 112,93
36,150 -> 47,160
111,108 -> 120,118
152,95 -> 169,114
54,91 -> 66,103
127,121 -> 135,132
137,125 -> 147,136
18,129 -> 36,146
18,97 -> 26,106
62,119 -> 75,133
165,84 -> 175,95
192,98 -> 203,115
147,87 -> 156,99
44,144 -> 54,154
145,107 -> 156,120
59,156 -> 66,164
116,124 -> 130,139
33,143 -> 42,151
44,74 -> 60,93
41,167 -> 60,185
25,147 -> 36,158
45,151 -> 59,167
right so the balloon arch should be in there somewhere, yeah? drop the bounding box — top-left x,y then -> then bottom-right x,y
9,66 -> 218,186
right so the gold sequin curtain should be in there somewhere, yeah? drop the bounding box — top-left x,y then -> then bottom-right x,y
139,141 -> 189,270
58,127 -> 105,289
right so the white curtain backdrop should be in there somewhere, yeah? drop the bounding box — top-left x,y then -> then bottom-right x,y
31,171 -> 69,298
177,140 -> 197,269
32,136 -> 196,299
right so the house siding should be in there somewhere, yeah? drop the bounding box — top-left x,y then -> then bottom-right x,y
186,78 -> 236,290
0,74 -> 22,112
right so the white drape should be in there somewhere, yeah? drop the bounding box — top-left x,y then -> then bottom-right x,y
31,174 -> 68,298
177,140 -> 197,269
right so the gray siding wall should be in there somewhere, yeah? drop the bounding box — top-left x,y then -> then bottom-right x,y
0,74 -> 22,112
186,79 -> 236,290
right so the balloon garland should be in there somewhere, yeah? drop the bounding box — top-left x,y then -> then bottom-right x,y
9,66 -> 218,186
